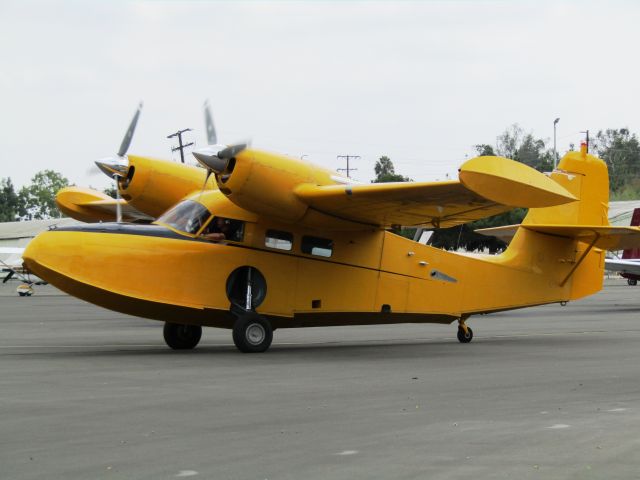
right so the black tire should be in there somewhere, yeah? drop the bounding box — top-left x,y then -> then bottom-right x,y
457,326 -> 473,343
163,323 -> 202,350
18,292 -> 25,297
628,278 -> 638,286
232,313 -> 273,353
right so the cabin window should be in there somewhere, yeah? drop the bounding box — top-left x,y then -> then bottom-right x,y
201,217 -> 244,242
302,236 -> 333,257
156,200 -> 211,235
265,230 -> 293,250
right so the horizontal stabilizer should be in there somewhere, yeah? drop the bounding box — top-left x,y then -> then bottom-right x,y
475,225 -> 519,242
478,224 -> 640,251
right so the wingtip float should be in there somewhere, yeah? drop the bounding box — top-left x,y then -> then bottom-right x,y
459,155 -> 577,208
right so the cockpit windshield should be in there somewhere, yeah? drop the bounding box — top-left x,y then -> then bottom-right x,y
156,200 -> 211,235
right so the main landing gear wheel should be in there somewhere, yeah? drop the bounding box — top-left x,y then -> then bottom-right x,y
628,278 -> 638,286
457,325 -> 473,343
232,313 -> 273,353
163,322 -> 202,350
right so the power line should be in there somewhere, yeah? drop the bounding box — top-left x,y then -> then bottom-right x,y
167,128 -> 194,164
337,154 -> 360,178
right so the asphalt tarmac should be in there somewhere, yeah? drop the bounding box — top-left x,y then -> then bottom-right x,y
1,280 -> 640,480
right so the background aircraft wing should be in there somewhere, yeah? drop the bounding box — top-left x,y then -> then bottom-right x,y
294,181 -> 513,228
605,258 -> 640,276
0,247 -> 25,255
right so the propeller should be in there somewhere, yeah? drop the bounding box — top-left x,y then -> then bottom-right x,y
193,100 -> 249,193
192,143 -> 247,174
94,102 -> 143,222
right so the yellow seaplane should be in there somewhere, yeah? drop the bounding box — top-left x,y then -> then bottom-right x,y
22,107 -> 640,353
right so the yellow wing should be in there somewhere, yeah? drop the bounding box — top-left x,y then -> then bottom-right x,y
56,187 -> 153,223
295,181 -> 515,228
294,156 -> 577,229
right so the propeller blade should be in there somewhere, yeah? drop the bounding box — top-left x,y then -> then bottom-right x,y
117,102 -> 143,157
3,270 -> 15,284
204,100 -> 217,145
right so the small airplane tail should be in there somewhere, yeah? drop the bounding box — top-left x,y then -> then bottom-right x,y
504,144 -> 610,301
622,208 -> 640,259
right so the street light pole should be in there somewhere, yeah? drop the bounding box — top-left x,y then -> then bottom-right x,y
553,117 -> 560,169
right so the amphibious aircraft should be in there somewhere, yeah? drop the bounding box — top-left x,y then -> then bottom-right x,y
23,124 -> 640,353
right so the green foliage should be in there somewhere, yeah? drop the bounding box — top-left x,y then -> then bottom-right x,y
592,128 -> 640,193
0,178 -> 20,222
373,156 -> 412,183
474,144 -> 495,156
496,124 -> 553,172
430,209 -> 526,253
103,184 -> 117,199
18,170 -> 70,220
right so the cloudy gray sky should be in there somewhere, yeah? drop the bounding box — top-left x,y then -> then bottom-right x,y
1,1 -> 638,190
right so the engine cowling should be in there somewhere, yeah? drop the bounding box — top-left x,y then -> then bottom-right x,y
209,149 -> 336,223
119,155 -> 215,218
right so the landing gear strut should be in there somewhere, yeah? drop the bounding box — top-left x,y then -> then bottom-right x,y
227,266 -> 273,353
457,319 -> 473,343
163,322 -> 202,350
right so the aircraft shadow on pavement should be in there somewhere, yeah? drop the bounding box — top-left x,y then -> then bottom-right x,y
4,332 -> 628,362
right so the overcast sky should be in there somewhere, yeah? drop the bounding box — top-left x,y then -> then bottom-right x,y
1,1 -> 638,190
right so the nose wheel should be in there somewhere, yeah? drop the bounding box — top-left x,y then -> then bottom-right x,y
457,320 -> 473,343
163,322 -> 202,350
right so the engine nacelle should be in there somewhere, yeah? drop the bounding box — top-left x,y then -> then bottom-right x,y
119,155 -> 215,218
213,149 -> 336,223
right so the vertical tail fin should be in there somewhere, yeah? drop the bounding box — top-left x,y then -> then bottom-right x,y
506,145 -> 609,300
522,145 -> 609,228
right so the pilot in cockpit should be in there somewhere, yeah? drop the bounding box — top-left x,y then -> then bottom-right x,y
202,217 -> 244,242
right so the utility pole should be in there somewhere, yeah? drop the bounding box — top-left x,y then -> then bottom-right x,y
337,154 -> 360,178
581,129 -> 590,152
167,128 -> 194,163
553,125 -> 557,167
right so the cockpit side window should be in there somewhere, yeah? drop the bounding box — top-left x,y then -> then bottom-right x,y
201,217 -> 245,242
156,201 -> 211,235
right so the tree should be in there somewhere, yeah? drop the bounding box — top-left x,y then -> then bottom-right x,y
496,124 -> 553,172
373,156 -> 412,183
592,128 -> 640,194
429,209 -> 527,254
474,144 -> 495,156
103,184 -> 117,198
0,178 -> 19,222
18,170 -> 70,220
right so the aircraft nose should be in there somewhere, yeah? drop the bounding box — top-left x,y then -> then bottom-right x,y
22,231 -> 53,278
